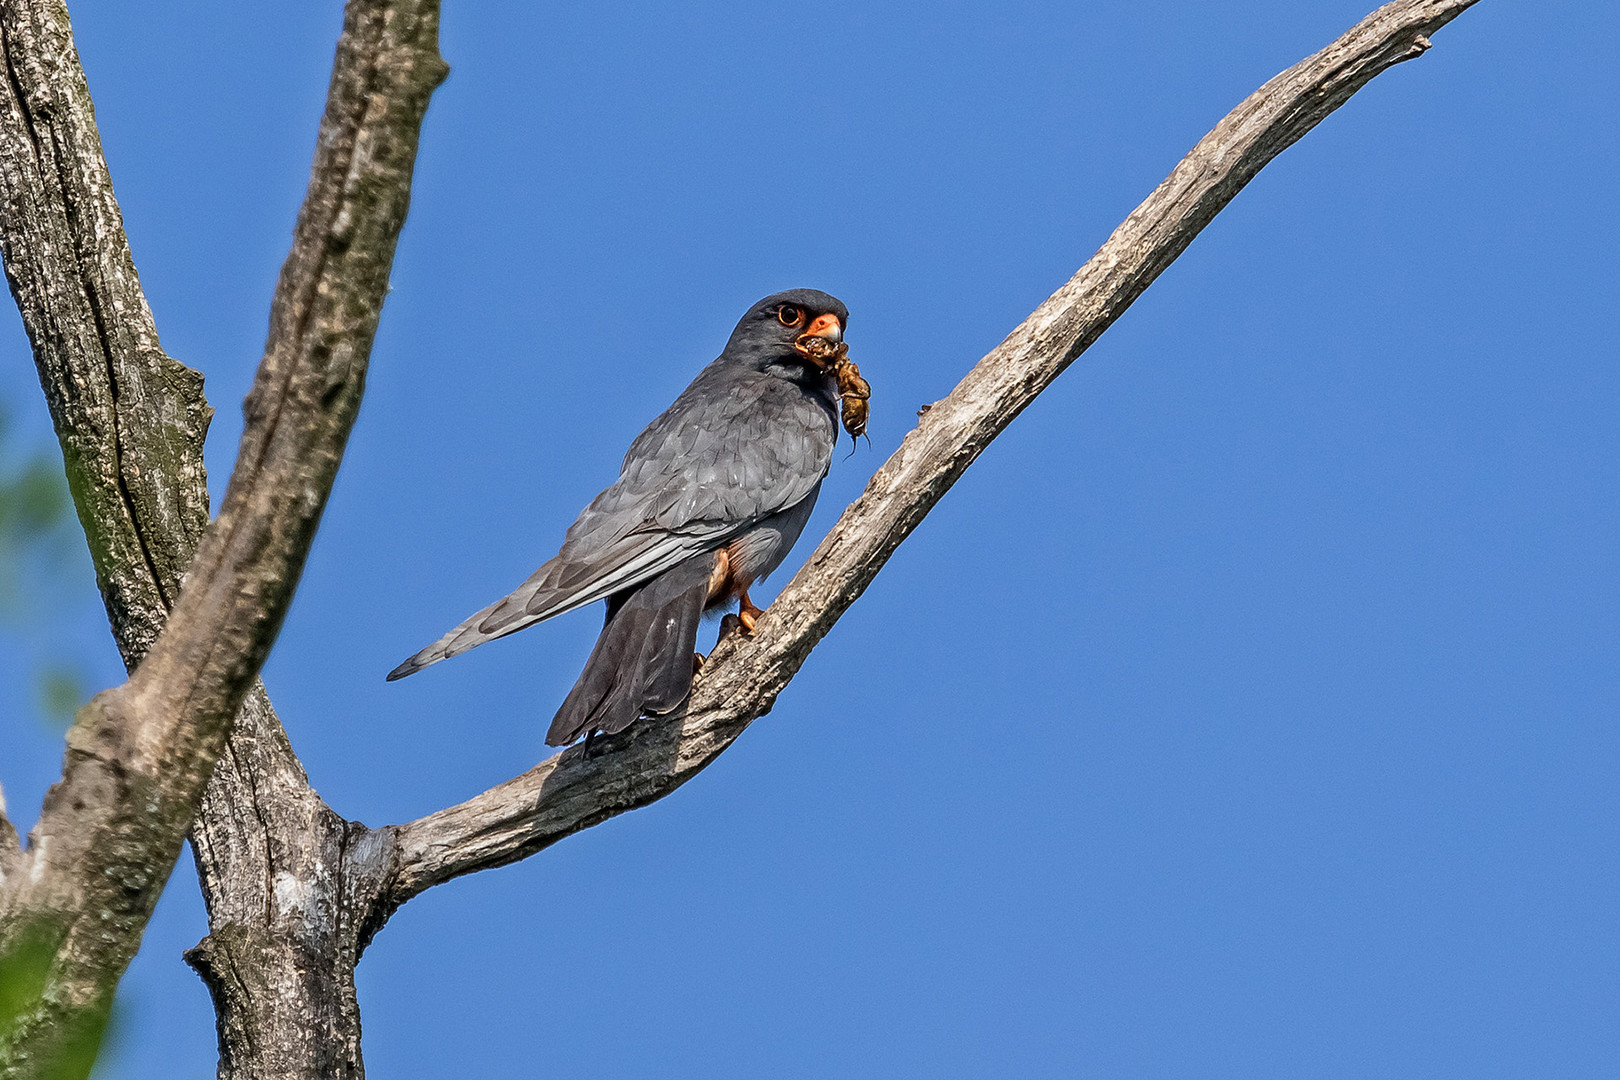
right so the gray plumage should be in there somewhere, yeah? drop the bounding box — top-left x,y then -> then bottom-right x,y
388,289 -> 848,746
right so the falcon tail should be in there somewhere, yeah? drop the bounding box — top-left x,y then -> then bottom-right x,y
546,553 -> 713,747
385,555 -> 581,682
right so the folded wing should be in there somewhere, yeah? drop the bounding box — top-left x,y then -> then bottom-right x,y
386,365 -> 834,681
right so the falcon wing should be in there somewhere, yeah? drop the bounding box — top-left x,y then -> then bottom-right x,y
386,365 -> 834,680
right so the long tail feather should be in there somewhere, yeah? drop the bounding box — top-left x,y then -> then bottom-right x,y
386,554 -> 579,682
545,553 -> 713,746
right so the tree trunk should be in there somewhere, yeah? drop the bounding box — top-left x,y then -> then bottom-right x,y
187,690 -> 394,1080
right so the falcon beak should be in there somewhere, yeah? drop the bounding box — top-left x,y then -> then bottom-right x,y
804,312 -> 842,343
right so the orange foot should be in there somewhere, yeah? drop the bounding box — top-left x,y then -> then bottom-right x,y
737,591 -> 765,636
693,652 -> 706,673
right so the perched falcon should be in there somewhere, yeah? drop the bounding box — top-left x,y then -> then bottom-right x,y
388,289 -> 849,747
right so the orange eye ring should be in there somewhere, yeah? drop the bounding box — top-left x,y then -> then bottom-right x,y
776,304 -> 803,327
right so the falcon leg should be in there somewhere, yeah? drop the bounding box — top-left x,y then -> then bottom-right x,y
693,652 -> 706,673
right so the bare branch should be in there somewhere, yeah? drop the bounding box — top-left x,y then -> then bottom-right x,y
0,0 -> 210,665
388,0 -> 1481,904
0,0 -> 445,1071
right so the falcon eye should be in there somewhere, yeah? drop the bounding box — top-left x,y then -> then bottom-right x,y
776,304 -> 803,327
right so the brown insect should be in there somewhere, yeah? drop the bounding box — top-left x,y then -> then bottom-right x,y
794,334 -> 871,447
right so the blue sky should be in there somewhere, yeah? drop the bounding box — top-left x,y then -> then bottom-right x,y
1,1 -> 1616,1077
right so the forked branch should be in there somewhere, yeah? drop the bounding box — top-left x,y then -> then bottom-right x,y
385,0 -> 1481,906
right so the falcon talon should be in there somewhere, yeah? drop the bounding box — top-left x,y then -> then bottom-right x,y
736,592 -> 764,636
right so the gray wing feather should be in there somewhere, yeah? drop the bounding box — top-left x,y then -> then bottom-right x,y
386,363 -> 834,681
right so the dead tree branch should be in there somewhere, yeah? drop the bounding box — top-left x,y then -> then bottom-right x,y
0,0 -> 445,1074
385,0 -> 1481,903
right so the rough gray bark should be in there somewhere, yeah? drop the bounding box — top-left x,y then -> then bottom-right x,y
0,0 -> 445,1076
0,0 -> 211,666
174,7 -> 448,1073
0,0 -> 213,1066
187,695 -> 396,1080
0,0 -> 1482,1077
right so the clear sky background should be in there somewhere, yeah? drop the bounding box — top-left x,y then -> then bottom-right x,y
0,1 -> 1615,1077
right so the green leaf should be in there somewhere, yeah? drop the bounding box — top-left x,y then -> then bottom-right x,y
34,665 -> 86,730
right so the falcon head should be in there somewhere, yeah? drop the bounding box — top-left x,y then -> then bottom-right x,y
722,288 -> 848,369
